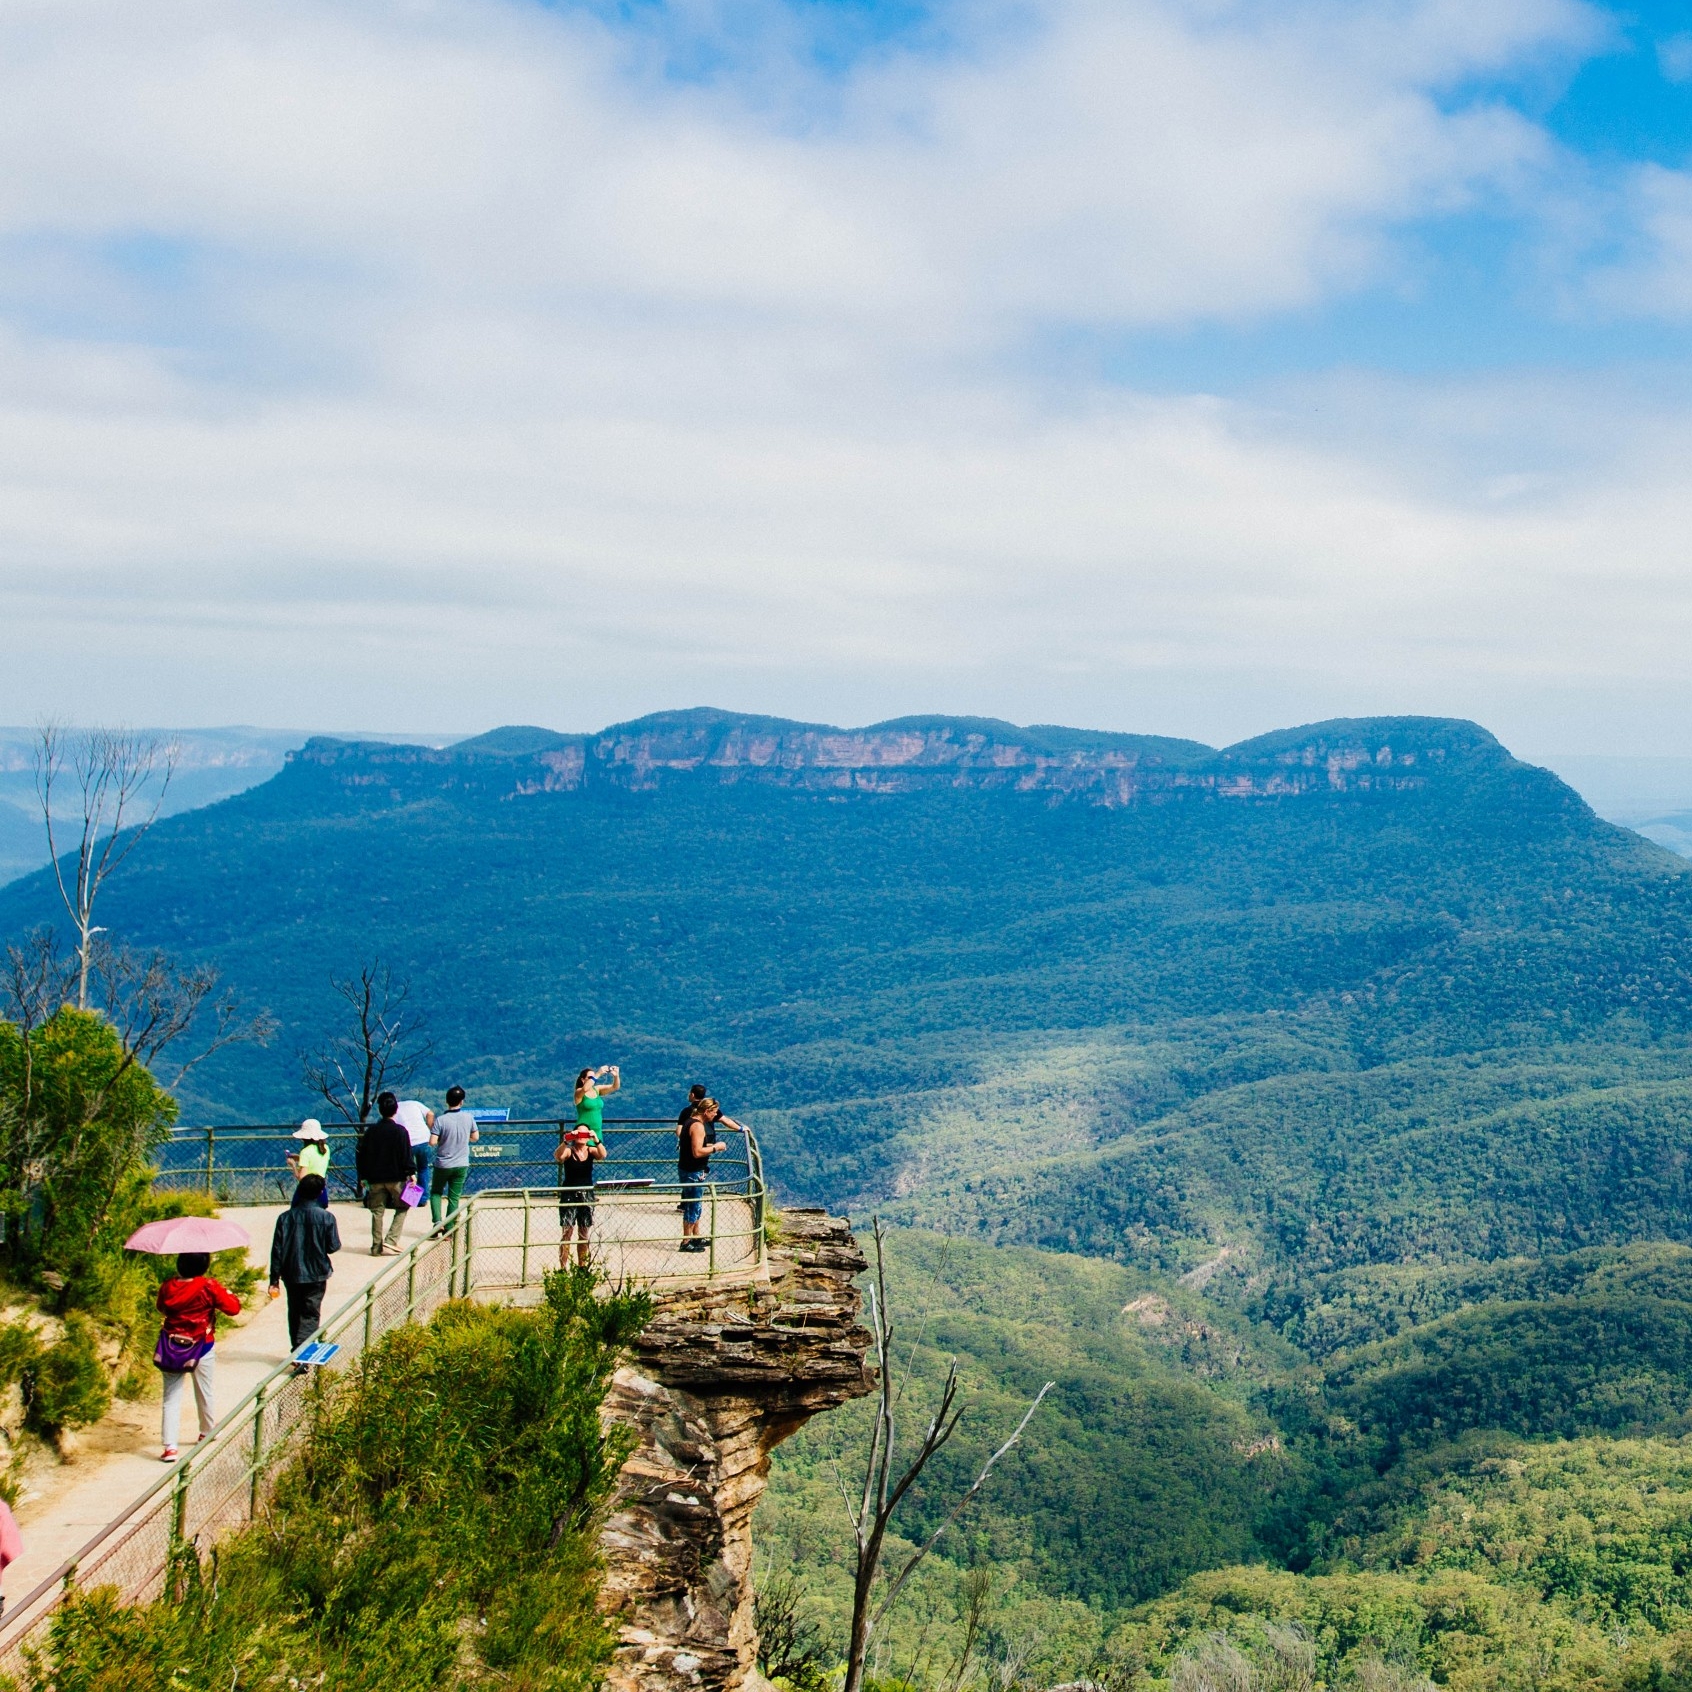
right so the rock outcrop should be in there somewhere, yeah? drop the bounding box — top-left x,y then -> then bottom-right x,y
598,1211 -> 873,1692
289,708 -> 1508,810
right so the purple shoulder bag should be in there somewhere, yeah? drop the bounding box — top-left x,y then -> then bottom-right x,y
154,1329 -> 212,1374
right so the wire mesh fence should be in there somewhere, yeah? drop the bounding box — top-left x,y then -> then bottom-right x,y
153,1120 -> 758,1206
0,1174 -> 767,1680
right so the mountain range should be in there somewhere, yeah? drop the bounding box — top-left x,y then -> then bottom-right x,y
11,707 -> 1692,1682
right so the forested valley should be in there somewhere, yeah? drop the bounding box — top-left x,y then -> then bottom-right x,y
8,708 -> 1692,1687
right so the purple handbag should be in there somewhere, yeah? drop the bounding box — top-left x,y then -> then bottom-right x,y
154,1328 -> 212,1374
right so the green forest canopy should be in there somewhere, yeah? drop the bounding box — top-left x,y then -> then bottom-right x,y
12,710 -> 1692,1686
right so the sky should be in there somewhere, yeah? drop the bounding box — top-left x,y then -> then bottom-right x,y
3,0 -> 1692,758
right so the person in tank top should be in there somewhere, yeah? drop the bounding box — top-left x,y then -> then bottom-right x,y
677,1104 -> 727,1253
557,1066 -> 616,1267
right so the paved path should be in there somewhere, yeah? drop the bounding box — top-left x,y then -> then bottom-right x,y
5,1201 -> 401,1603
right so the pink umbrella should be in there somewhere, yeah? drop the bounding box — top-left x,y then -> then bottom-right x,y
124,1216 -> 251,1255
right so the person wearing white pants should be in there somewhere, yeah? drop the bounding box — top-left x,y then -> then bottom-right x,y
160,1349 -> 217,1451
153,1250 -> 241,1461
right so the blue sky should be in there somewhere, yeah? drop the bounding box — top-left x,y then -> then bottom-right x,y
2,0 -> 1692,758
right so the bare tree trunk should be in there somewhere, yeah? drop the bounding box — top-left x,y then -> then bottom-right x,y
299,959 -> 432,1125
33,724 -> 177,1009
836,1219 -> 1053,1692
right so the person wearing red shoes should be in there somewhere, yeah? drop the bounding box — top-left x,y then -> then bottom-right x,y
154,1251 -> 241,1462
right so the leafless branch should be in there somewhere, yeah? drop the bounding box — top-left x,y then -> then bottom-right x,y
1,928 -> 74,1038
837,1217 -> 1053,1692
33,722 -> 177,1009
86,941 -> 277,1085
298,959 -> 432,1123
870,1378 -> 1054,1634
941,1565 -> 994,1692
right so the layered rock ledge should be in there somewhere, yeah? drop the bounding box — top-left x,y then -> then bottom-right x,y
599,1210 -> 873,1692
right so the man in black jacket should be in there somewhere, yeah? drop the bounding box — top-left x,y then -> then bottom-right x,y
268,1175 -> 341,1351
357,1092 -> 416,1255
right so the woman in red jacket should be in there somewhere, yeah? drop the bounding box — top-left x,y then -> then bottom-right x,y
154,1251 -> 241,1462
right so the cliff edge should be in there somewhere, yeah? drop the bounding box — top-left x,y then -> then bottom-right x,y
599,1211 -> 873,1692
287,709 -> 1513,808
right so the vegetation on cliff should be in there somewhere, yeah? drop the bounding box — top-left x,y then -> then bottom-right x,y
6,1268 -> 650,1692
758,1229 -> 1692,1692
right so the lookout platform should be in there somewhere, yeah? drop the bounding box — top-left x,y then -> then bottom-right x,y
0,1122 -> 771,1672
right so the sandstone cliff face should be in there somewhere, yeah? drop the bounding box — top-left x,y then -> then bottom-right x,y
290,709 -> 1504,810
598,1211 -> 873,1692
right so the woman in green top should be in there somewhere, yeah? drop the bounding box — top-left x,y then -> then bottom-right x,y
287,1121 -> 332,1209
573,1066 -> 619,1137
558,1068 -> 618,1266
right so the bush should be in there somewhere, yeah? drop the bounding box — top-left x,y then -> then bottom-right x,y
0,1010 -> 176,1308
24,1315 -> 110,1437
0,1016 -> 259,1402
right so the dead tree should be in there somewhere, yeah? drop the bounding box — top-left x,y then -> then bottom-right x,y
298,959 -> 432,1124
837,1218 -> 1053,1692
88,940 -> 277,1086
2,927 -> 275,1101
33,723 -> 177,1009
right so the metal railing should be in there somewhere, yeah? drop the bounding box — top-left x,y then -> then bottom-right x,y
0,1175 -> 767,1677
153,1119 -> 758,1206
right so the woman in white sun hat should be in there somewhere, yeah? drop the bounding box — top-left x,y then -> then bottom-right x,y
287,1120 -> 332,1208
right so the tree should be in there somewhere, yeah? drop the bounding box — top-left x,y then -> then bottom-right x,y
33,723 -> 178,1010
754,1568 -> 831,1692
0,930 -> 274,1298
0,1006 -> 177,1294
3,927 -> 274,1087
298,959 -> 433,1124
836,1219 -> 1053,1692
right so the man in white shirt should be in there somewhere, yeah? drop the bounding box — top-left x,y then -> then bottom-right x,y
394,1099 -> 435,1196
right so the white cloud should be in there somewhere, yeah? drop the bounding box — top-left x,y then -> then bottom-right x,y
0,0 -> 1590,333
1589,163 -> 1692,317
0,0 -> 1686,756
1658,32 -> 1692,83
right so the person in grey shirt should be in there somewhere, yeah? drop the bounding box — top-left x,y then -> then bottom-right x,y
429,1086 -> 480,1228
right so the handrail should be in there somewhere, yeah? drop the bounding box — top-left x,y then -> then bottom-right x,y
0,1168 -> 768,1672
153,1120 -> 759,1205
163,1118 -> 734,1138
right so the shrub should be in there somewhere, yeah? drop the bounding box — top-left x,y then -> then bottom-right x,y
25,1315 -> 111,1437
0,1010 -> 176,1307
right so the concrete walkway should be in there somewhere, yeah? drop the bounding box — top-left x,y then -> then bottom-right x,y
5,1200 -> 407,1604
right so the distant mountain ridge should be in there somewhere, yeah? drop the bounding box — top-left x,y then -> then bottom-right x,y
294,708 -> 1505,806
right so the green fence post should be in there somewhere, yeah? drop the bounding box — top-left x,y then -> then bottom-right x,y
171,1471 -> 188,1545
521,1193 -> 531,1289
363,1282 -> 374,1353
406,1251 -> 417,1323
250,1382 -> 267,1517
708,1184 -> 717,1276
205,1127 -> 216,1196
